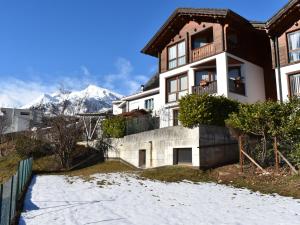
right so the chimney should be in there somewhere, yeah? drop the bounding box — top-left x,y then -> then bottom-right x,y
140,85 -> 144,92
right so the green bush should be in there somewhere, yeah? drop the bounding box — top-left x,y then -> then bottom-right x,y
178,94 -> 239,128
226,98 -> 300,166
102,116 -> 126,138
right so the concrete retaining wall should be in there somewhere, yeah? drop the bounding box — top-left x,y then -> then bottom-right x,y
107,125 -> 238,169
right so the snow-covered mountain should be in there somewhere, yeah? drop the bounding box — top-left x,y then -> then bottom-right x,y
22,85 -> 122,115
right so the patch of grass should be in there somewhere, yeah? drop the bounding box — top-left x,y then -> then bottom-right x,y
33,155 -> 62,173
140,164 -> 300,199
140,166 -> 211,183
0,152 -> 22,183
63,160 -> 137,180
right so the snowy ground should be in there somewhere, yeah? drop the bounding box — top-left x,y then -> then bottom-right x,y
19,173 -> 300,225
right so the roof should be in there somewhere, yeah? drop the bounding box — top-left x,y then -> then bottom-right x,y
143,72 -> 159,91
141,8 -> 252,57
266,0 -> 300,36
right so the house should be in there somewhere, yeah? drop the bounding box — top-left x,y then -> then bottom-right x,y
114,8 -> 277,128
0,108 -> 42,134
113,73 -> 160,116
266,0 -> 300,101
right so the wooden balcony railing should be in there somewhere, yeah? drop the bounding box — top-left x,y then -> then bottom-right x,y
192,80 -> 217,95
192,43 -> 216,62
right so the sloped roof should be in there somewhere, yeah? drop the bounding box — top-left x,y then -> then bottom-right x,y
141,8 -> 252,57
266,0 -> 300,36
143,72 -> 159,91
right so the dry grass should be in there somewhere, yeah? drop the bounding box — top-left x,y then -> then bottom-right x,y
0,153 -> 21,183
140,166 -> 211,183
141,164 -> 300,199
64,160 -> 137,179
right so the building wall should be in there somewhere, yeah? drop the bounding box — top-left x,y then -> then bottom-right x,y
160,21 -> 224,73
106,125 -> 238,169
227,53 -> 266,103
275,19 -> 300,67
158,52 -> 266,128
275,63 -> 300,101
1,108 -> 32,133
127,93 -> 161,115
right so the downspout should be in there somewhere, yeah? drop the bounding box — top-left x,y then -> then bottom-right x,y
274,37 -> 283,102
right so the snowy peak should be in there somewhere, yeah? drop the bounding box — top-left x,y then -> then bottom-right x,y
22,85 -> 122,115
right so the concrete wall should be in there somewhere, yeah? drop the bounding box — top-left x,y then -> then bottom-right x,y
275,63 -> 300,101
107,125 -> 238,169
1,108 -> 32,133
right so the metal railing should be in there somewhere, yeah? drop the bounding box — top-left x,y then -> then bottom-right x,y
192,80 -> 218,95
0,158 -> 33,225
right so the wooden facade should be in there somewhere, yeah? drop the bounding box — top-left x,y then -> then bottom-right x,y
142,8 -> 279,100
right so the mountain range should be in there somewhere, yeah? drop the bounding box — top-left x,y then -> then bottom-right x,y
21,85 -> 122,115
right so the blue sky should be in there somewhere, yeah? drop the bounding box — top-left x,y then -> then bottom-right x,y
0,0 -> 288,107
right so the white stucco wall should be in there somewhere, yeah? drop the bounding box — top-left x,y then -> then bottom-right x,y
158,52 -> 266,128
127,93 -> 161,115
112,103 -> 124,115
227,53 -> 266,103
275,63 -> 300,101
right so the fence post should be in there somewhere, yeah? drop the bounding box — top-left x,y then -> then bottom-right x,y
273,137 -> 279,173
16,162 -> 21,199
8,175 -> 14,223
0,184 -> 3,225
238,136 -> 244,172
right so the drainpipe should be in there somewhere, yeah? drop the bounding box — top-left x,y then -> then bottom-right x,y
274,37 -> 283,102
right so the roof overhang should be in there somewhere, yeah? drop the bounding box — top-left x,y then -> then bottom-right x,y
121,87 -> 159,101
266,0 -> 300,37
141,8 -> 252,57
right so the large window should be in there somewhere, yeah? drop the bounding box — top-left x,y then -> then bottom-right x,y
195,69 -> 217,86
144,98 -> 154,110
288,30 -> 300,63
228,67 -> 245,96
289,73 -> 300,97
167,74 -> 188,103
168,41 -> 186,69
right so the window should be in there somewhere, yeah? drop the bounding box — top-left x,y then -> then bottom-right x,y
173,109 -> 179,126
20,112 -> 30,116
144,98 -> 154,110
166,74 -> 188,103
228,67 -> 245,95
288,30 -> 300,63
289,73 -> 300,97
192,28 -> 213,49
195,69 -> 217,86
168,41 -> 186,69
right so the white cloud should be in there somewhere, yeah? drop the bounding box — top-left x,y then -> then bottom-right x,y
102,57 -> 149,94
0,58 -> 151,107
0,78 -> 55,108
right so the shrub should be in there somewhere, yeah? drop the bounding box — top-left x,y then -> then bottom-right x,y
102,116 -> 126,138
226,99 -> 300,166
178,94 -> 239,128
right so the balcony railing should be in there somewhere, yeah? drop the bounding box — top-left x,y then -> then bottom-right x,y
192,43 -> 216,62
192,80 -> 217,95
229,80 -> 246,96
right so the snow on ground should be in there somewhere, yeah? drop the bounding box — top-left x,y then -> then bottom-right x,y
19,173 -> 300,225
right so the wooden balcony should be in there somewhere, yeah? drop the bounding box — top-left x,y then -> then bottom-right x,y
192,80 -> 217,95
192,43 -> 216,62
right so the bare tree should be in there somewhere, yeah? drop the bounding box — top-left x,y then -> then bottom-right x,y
40,86 -> 85,169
